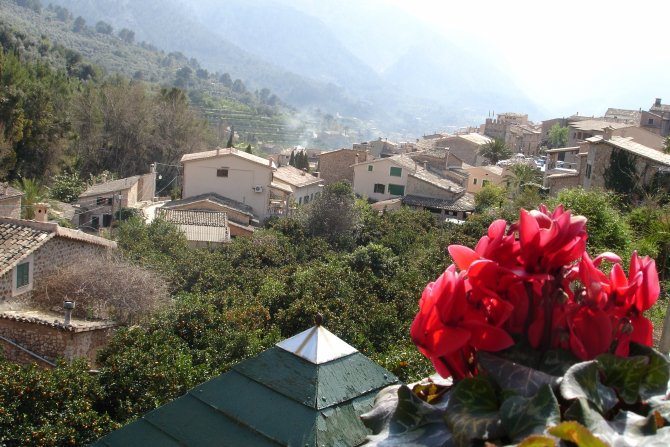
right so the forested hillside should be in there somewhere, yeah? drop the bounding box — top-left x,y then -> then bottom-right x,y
0,0 -> 349,181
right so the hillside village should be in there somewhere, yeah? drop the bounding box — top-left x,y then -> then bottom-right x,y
2,93 -> 670,443
2,0 -> 670,445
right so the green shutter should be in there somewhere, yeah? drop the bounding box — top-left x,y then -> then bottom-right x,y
389,167 -> 402,177
388,184 -> 405,195
16,262 -> 29,288
367,165 -> 373,172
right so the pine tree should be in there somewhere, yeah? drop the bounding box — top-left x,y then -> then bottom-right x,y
226,126 -> 234,148
289,150 -> 295,166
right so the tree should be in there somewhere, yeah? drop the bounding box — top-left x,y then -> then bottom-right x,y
474,183 -> 507,212
12,178 -> 43,219
548,123 -> 568,148
117,28 -> 135,44
504,162 -> 543,197
304,182 -> 359,248
219,72 -> 232,88
664,136 -> 670,154
32,254 -> 170,324
232,79 -> 246,94
72,16 -> 86,32
289,150 -> 295,166
479,138 -> 513,164
245,144 -> 252,154
226,126 -> 234,148
48,170 -> 85,203
95,21 -> 113,35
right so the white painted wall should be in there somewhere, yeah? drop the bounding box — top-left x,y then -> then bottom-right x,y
182,154 -> 272,220
353,159 -> 412,201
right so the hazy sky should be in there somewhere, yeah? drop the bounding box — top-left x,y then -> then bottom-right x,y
385,0 -> 670,117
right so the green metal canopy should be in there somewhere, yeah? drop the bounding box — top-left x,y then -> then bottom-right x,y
92,326 -> 398,446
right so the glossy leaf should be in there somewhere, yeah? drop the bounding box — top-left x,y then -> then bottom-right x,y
362,384 -> 452,447
548,421 -> 608,447
560,361 -> 617,414
500,384 -> 560,442
596,354 -> 649,404
478,352 -> 559,398
629,343 -> 670,399
517,435 -> 557,447
444,375 -> 504,447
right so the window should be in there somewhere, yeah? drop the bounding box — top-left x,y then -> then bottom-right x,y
102,214 -> 112,227
298,197 -> 302,205
586,163 -> 592,179
304,195 -> 309,204
388,184 -> 405,195
12,254 -> 33,296
16,262 -> 29,288
373,183 -> 385,194
473,178 -> 478,185
390,167 -> 402,177
96,197 -> 113,205
91,216 -> 100,228
217,168 -> 229,177
648,118 -> 655,125
367,165 -> 373,172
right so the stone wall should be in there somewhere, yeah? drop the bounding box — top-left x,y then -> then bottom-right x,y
319,150 -> 368,185
406,176 -> 458,201
0,317 -> 115,367
0,196 -> 21,219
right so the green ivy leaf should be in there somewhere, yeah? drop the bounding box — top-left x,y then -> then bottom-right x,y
390,385 -> 449,434
444,375 -> 503,447
596,354 -> 649,404
629,343 -> 670,400
548,421 -> 608,447
500,384 -> 560,442
560,361 -> 618,414
478,352 -> 560,398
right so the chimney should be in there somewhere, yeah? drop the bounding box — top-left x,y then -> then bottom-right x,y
34,203 -> 49,223
150,162 -> 156,174
655,98 -> 662,107
603,126 -> 613,141
302,168 -> 306,176
423,161 -> 428,170
268,157 -> 273,167
63,301 -> 75,326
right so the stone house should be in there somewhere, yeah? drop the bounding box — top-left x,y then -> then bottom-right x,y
161,193 -> 255,237
181,147 -> 276,222
580,133 -> 670,191
353,138 -> 400,158
77,170 -> 156,231
506,124 -> 542,156
640,98 -> 670,137
604,108 -> 641,125
567,119 -> 631,147
0,184 -> 23,219
482,113 -> 529,140
544,132 -> 670,195
435,133 -> 493,166
0,217 -> 116,366
0,217 -> 117,302
272,165 -> 323,208
318,149 -> 368,185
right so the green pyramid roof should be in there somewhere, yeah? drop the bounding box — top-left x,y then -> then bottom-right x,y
93,326 -> 398,446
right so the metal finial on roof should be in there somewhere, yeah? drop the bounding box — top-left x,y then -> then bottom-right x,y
315,313 -> 324,326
